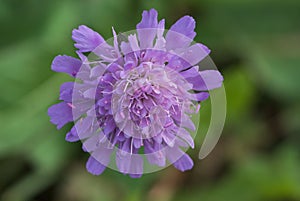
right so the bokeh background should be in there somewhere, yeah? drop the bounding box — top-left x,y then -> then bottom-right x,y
0,0 -> 300,200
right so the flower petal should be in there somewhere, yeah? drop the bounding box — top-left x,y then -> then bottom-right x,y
188,70 -> 223,91
59,82 -> 74,102
51,55 -> 81,77
48,102 -> 73,129
136,8 -> 158,49
165,147 -> 194,171
129,173 -> 142,178
72,25 -> 105,52
144,141 -> 166,167
166,16 -> 196,50
112,27 -> 121,58
179,66 -> 199,77
191,92 -> 210,101
91,145 -> 113,167
199,70 -> 223,90
103,117 -> 116,135
154,19 -> 166,50
116,140 -> 144,175
86,156 -> 106,175
66,116 -> 97,142
180,43 -> 210,67
90,64 -> 106,78
177,128 -> 195,148
128,34 -> 140,52
65,126 -> 79,142
83,88 -> 96,99
116,150 -> 144,175
173,153 -> 194,172
82,134 -> 100,152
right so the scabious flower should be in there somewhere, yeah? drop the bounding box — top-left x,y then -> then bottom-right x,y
48,8 -> 223,178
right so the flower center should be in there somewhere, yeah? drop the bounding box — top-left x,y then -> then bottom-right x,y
111,62 -> 193,140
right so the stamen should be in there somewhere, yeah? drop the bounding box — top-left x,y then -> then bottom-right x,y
67,103 -> 76,109
130,138 -> 134,155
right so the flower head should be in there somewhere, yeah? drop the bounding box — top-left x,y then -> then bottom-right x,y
48,8 -> 223,178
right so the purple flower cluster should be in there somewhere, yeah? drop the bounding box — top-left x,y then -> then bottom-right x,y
48,9 -> 223,178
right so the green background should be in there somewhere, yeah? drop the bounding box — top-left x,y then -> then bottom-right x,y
0,0 -> 300,200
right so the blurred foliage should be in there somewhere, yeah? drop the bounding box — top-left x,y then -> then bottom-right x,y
0,0 -> 300,201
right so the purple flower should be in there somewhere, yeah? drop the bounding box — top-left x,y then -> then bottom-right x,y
48,8 -> 223,178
